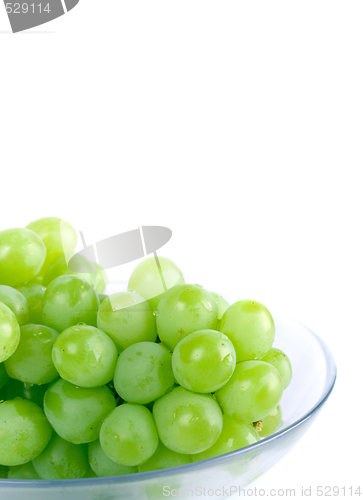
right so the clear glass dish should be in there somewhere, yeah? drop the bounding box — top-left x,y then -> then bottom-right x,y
0,307 -> 336,500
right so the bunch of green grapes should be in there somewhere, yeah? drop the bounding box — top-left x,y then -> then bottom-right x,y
0,217 -> 292,480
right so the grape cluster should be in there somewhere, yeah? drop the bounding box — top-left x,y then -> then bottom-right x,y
0,218 -> 291,480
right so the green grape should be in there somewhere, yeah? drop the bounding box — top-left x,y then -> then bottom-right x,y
210,292 -> 230,320
113,342 -> 175,404
258,405 -> 282,438
261,348 -> 292,390
8,462 -> 41,480
98,293 -> 108,304
0,303 -> 20,363
33,434 -> 89,480
215,361 -> 283,423
192,415 -> 259,462
44,378 -> 116,444
156,285 -> 219,351
15,283 -> 46,325
42,254 -> 98,288
52,325 -> 118,388
138,441 -> 191,472
0,363 -> 9,390
94,263 -> 108,294
172,329 -> 236,393
42,275 -> 100,332
4,379 -> 49,407
0,465 -> 8,478
4,324 -> 59,385
0,286 -> 29,326
97,292 -> 157,352
100,404 -> 158,467
0,399 -> 52,466
88,440 -> 138,477
128,256 -> 185,311
26,217 -> 78,281
0,228 -> 46,287
153,386 -> 223,455
218,300 -> 275,362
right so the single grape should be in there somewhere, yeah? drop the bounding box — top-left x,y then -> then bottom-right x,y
210,292 -> 230,320
7,462 -> 41,480
0,303 -> 20,363
172,329 -> 236,393
128,256 -> 185,311
100,404 -> 158,467
94,263 -> 108,294
97,291 -> 157,352
42,275 -> 100,332
0,228 -> 46,287
42,254 -> 97,287
52,325 -> 118,388
218,300 -> 275,362
192,414 -> 259,462
0,286 -> 29,326
15,283 -> 46,325
4,324 -> 59,385
26,217 -> 78,280
215,361 -> 283,423
0,363 -> 9,390
153,386 -> 223,455
138,442 -> 191,472
0,399 -> 52,466
44,378 -> 116,444
88,440 -> 138,477
258,406 -> 282,438
113,342 -> 175,404
98,293 -> 108,304
156,285 -> 219,351
3,379 -> 49,407
261,348 -> 292,390
33,434 -> 89,480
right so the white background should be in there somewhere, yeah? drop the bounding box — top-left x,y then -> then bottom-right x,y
1,2 -> 362,498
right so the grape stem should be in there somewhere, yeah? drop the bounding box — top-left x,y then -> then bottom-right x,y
253,420 -> 263,432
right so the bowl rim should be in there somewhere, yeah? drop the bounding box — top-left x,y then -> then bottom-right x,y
0,315 -> 337,488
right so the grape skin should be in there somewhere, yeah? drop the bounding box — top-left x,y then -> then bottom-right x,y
261,348 -> 292,390
100,404 -> 159,467
42,275 -> 100,332
128,256 -> 185,311
4,324 -> 59,385
33,434 -> 89,480
88,440 -> 138,477
153,386 -> 223,455
156,284 -> 219,351
218,299 -> 275,362
52,325 -> 118,388
97,291 -> 157,352
215,360 -> 283,423
172,329 -> 236,393
0,303 -> 20,363
0,286 -> 30,326
44,379 -> 116,445
0,399 -> 52,466
0,228 -> 46,287
113,342 -> 175,404
192,415 -> 260,462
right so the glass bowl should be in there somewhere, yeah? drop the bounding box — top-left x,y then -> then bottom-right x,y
0,310 -> 336,500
